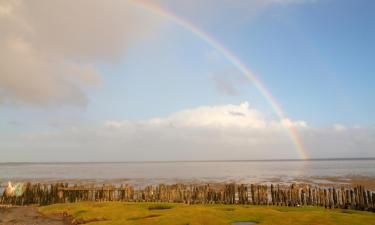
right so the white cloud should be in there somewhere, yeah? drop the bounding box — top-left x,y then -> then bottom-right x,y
1,102 -> 374,161
105,121 -> 125,129
0,0 -> 160,106
107,102 -> 306,130
280,118 -> 307,128
333,124 -> 347,132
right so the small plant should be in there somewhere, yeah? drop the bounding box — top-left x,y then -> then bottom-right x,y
148,204 -> 174,210
340,210 -> 354,214
221,207 -> 236,211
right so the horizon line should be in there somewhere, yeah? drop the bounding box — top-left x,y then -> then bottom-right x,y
1,157 -> 374,164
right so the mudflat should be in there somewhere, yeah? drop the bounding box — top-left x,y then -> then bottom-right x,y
0,206 -> 66,225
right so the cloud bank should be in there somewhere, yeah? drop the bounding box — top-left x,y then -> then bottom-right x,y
0,0 -> 158,106
2,102 -> 373,162
105,102 -> 306,129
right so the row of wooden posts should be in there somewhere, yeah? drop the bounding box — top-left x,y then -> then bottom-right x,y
1,183 -> 374,211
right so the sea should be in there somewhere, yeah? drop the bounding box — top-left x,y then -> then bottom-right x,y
1,159 -> 374,189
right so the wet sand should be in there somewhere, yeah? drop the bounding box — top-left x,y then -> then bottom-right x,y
2,159 -> 374,189
321,176 -> 375,191
293,176 -> 375,191
0,206 -> 67,225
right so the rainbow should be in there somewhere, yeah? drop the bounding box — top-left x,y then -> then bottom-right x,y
130,0 -> 308,159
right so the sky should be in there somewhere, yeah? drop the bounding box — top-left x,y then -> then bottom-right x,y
0,0 -> 374,161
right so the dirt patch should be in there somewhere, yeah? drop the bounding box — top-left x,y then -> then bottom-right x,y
0,206 -> 67,225
0,206 -> 107,225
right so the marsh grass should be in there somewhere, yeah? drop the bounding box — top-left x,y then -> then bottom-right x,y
40,202 -> 375,225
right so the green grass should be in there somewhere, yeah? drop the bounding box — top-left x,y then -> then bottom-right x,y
40,202 -> 375,225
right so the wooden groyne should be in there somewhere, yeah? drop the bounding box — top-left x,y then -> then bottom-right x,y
1,183 -> 374,211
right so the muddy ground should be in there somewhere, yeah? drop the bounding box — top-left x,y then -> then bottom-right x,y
0,206 -> 67,225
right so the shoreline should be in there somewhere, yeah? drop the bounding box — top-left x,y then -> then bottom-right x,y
2,175 -> 375,191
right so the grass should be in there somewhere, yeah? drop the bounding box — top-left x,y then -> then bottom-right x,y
40,202 -> 375,225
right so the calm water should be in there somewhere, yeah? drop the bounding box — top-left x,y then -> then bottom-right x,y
0,159 -> 374,187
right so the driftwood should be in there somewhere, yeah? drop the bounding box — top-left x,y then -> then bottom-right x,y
1,182 -> 374,212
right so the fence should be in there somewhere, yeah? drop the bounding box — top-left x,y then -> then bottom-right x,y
1,183 -> 374,211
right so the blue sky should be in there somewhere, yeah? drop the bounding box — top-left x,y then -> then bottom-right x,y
0,0 -> 374,161
86,0 -> 375,126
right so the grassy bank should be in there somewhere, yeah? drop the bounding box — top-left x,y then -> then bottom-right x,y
40,202 -> 375,225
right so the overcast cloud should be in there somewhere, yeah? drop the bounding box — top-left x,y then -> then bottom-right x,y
0,0 -> 159,106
